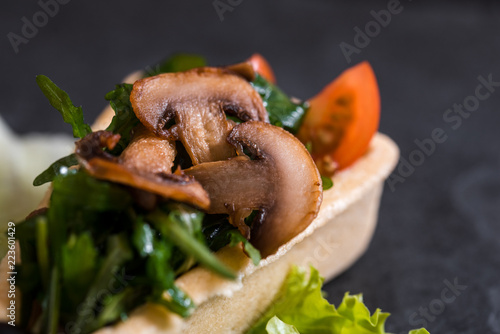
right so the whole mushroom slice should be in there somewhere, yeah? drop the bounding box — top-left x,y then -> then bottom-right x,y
185,121 -> 323,257
130,67 -> 269,165
75,131 -> 210,210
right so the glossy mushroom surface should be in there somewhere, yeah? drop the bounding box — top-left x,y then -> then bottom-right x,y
130,67 -> 268,165
185,121 -> 323,257
75,131 -> 210,210
120,125 -> 176,175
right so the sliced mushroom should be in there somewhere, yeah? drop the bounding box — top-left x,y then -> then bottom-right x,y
130,67 -> 268,165
120,125 -> 176,175
75,131 -> 210,210
185,121 -> 322,257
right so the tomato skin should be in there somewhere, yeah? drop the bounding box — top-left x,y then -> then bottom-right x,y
248,53 -> 276,84
297,61 -> 380,174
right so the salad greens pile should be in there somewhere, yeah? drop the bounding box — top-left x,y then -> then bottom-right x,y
248,266 -> 429,334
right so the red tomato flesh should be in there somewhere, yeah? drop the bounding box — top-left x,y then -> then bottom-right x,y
248,53 -> 276,84
297,61 -> 380,175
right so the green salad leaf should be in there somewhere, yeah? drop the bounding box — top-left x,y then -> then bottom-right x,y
409,330 -> 430,334
33,153 -> 78,186
50,169 -> 132,213
73,234 -> 133,333
36,75 -> 92,138
45,265 -> 61,334
105,83 -> 140,153
321,176 -> 334,191
149,206 -> 236,279
61,232 -> 98,304
247,266 -> 429,334
251,74 -> 308,134
229,230 -> 261,266
247,266 -> 338,333
33,74 -> 87,186
266,316 -> 300,334
146,53 -> 207,77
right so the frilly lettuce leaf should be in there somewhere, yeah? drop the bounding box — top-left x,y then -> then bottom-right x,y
409,330 -> 430,334
266,316 -> 300,334
247,266 -> 429,334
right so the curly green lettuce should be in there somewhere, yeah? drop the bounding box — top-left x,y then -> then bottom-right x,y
248,266 -> 429,334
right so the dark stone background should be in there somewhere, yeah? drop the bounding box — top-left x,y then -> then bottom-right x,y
2,1 -> 500,333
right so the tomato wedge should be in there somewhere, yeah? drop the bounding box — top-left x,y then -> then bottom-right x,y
248,53 -> 276,84
297,61 -> 380,175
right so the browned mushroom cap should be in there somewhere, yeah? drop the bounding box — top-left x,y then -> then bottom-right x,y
184,121 -> 323,257
130,67 -> 268,165
75,130 -> 210,210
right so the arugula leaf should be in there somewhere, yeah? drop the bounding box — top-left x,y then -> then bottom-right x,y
48,169 -> 132,276
143,232 -> 197,317
74,234 -> 133,334
61,232 -> 98,305
251,74 -> 308,134
36,216 -> 50,288
132,219 -> 155,257
44,266 -> 61,334
149,206 -> 236,280
36,75 -> 92,138
50,169 -> 132,213
105,83 -> 140,153
266,316 -> 300,334
94,287 -> 145,329
145,235 -> 174,287
146,53 -> 207,77
133,215 -> 196,317
229,230 -> 261,266
154,285 -> 196,318
321,176 -> 334,191
33,153 -> 78,186
248,266 -> 428,334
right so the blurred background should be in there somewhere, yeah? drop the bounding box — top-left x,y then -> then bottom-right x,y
1,1 -> 500,333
